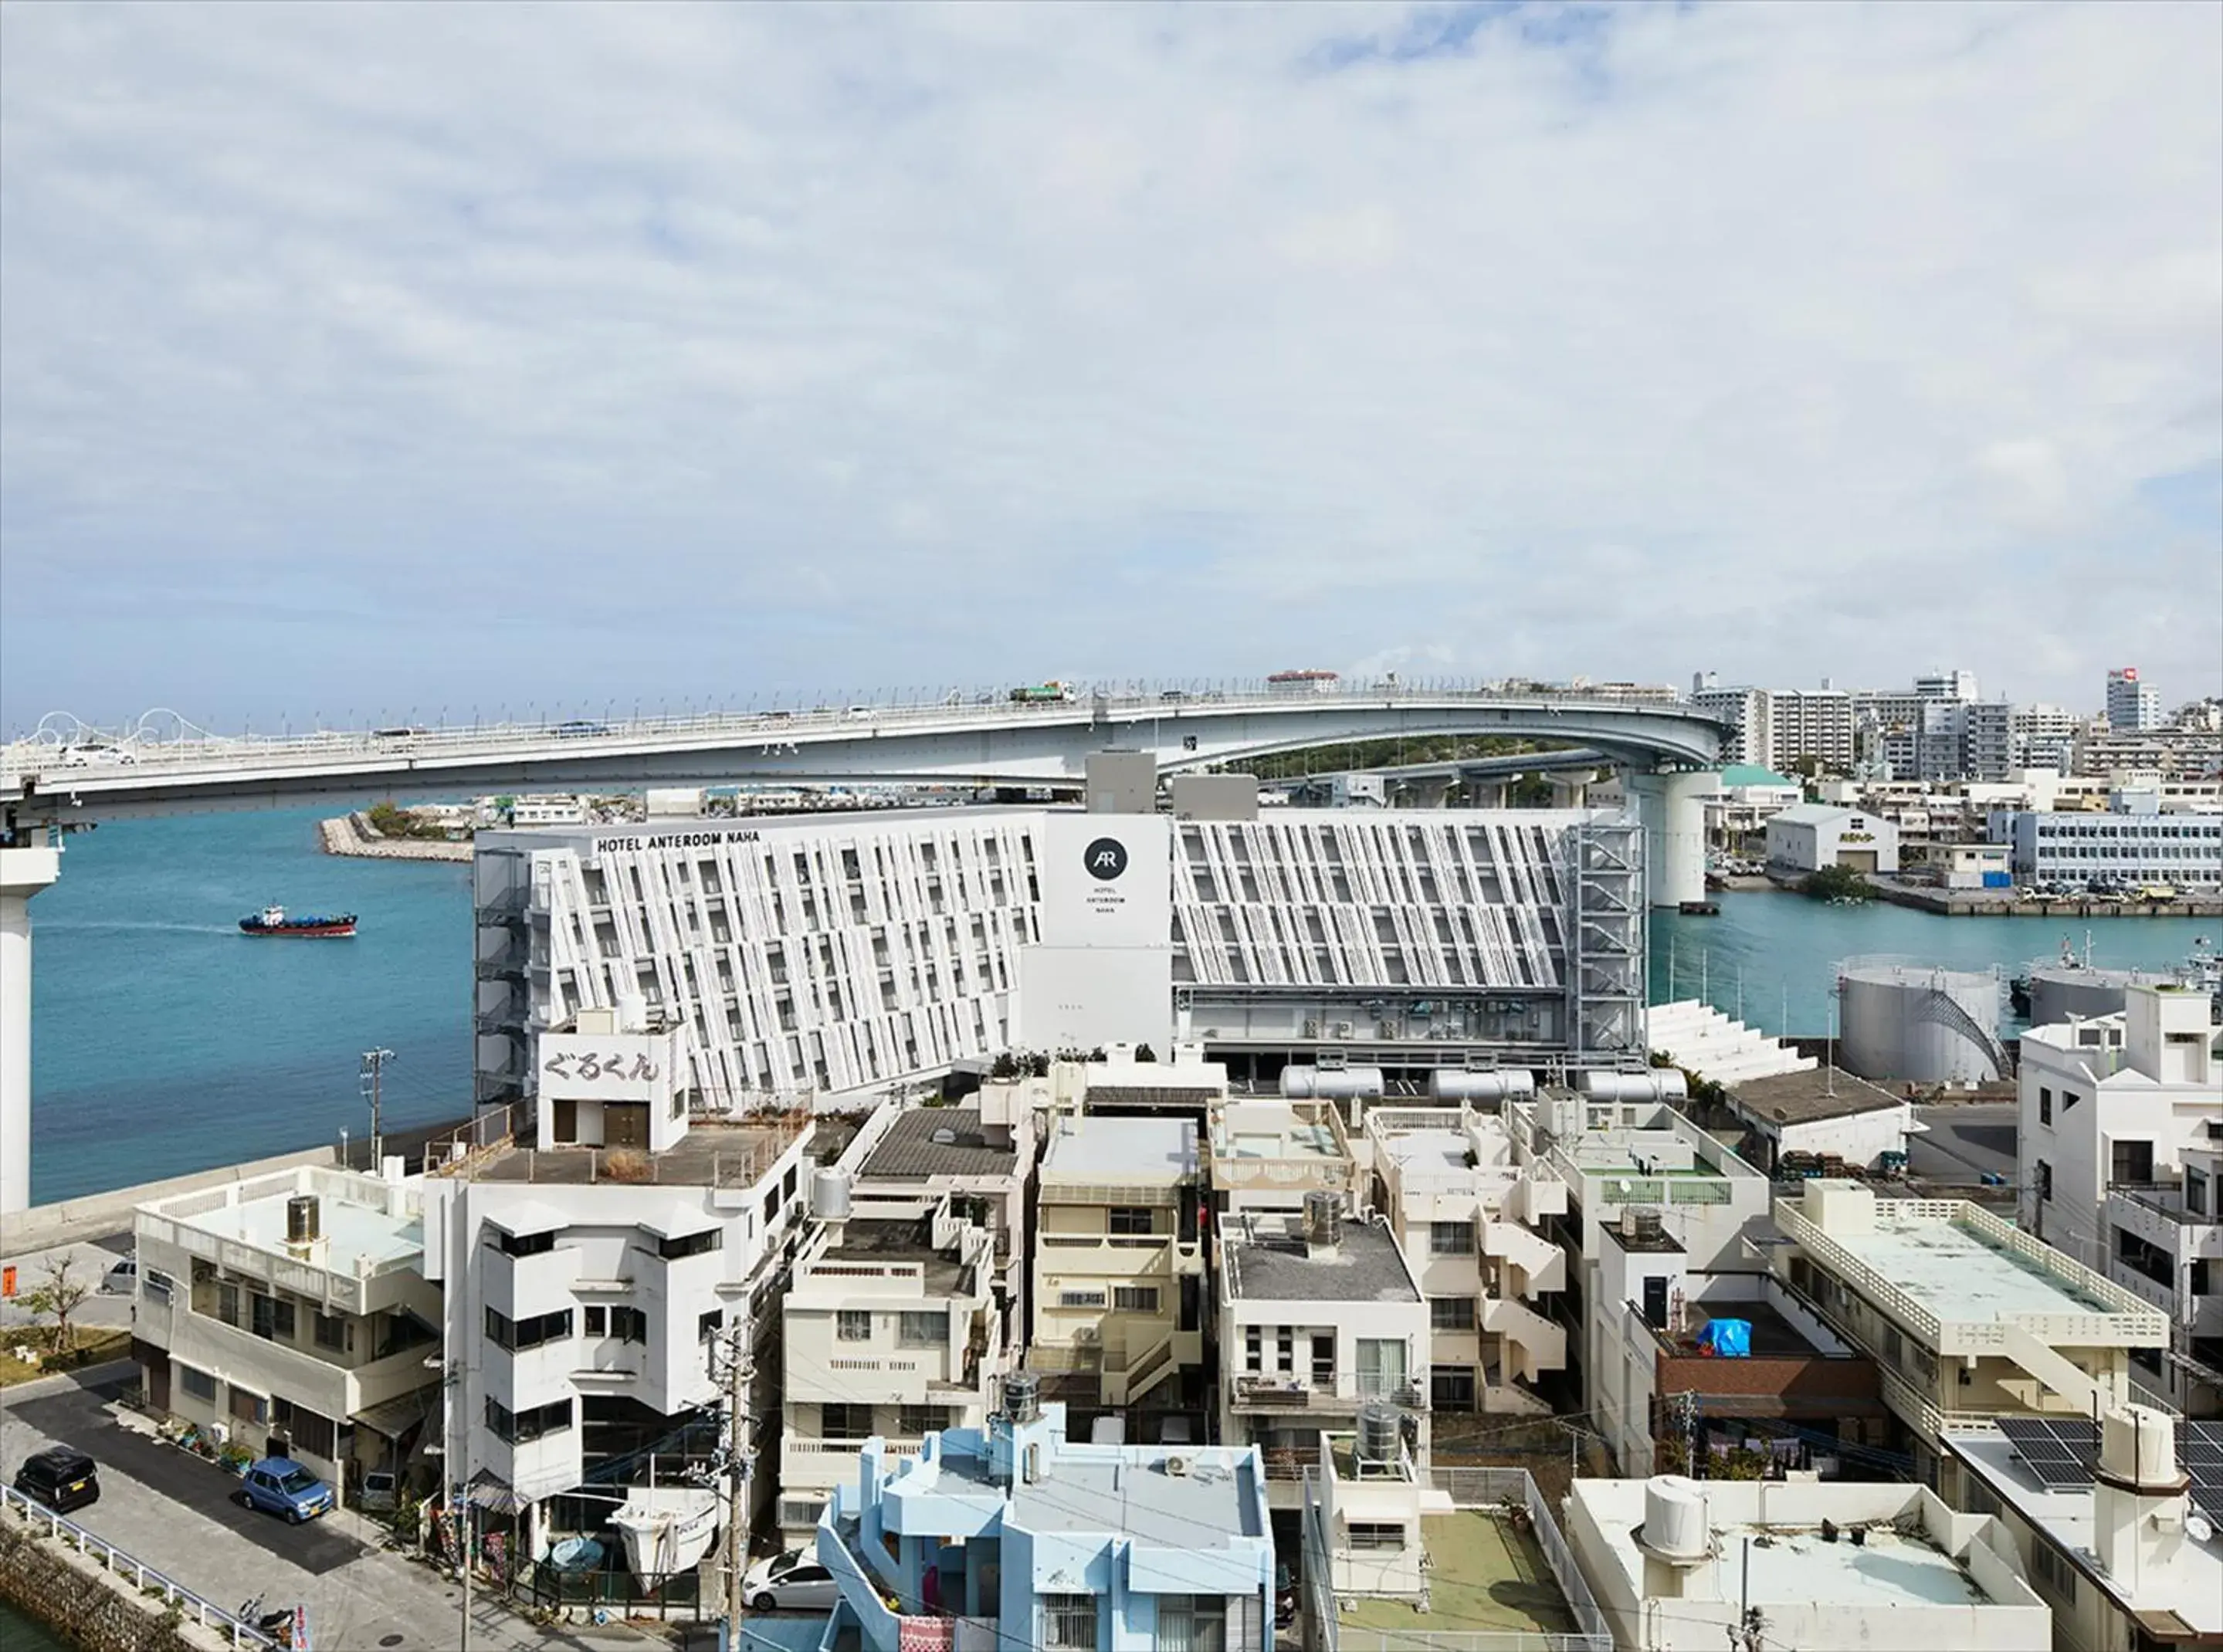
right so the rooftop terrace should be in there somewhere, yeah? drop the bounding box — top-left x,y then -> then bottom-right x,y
814,1216 -> 971,1296
464,1118 -> 803,1187
1008,1451 -> 1266,1549
1224,1215 -> 1420,1305
173,1182 -> 423,1268
1335,1508 -> 1580,1649
1040,1114 -> 1198,1185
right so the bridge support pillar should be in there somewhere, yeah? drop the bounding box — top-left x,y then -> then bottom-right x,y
1548,772 -> 1594,810
1470,780 -> 1511,809
1401,777 -> 1452,809
1628,770 -> 1714,908
0,845 -> 60,1217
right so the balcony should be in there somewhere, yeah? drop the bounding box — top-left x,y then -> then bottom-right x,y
1230,1373 -> 1425,1414
781,1435 -> 924,1487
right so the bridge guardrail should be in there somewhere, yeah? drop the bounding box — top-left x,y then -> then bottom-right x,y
3,686 -> 1730,790
0,1482 -> 281,1647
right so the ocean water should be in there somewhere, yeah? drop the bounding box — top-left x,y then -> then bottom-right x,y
0,1600 -> 74,1650
23,813 -> 2218,1204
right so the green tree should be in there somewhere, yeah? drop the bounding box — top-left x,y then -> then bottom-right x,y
1801,863 -> 1874,903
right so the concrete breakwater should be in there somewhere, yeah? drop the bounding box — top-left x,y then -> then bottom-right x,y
317,811 -> 471,863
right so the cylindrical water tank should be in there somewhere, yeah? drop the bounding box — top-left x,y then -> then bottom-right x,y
1357,1400 -> 1401,1463
286,1195 -> 320,1244
1429,1070 -> 1538,1104
2100,1405 -> 2178,1489
1838,961 -> 2004,1085
1577,1070 -> 1688,1103
1642,1476 -> 1710,1560
1280,1065 -> 1385,1101
1303,1190 -> 1342,1249
1004,1370 -> 1042,1424
2026,968 -> 2177,1031
809,1169 -> 852,1221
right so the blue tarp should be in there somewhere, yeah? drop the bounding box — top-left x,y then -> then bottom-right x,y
1695,1319 -> 1751,1357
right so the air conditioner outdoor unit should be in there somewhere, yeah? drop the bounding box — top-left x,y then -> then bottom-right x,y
1164,1455 -> 1194,1478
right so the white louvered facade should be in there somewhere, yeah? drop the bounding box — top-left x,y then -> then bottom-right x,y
473,805 -> 1644,1110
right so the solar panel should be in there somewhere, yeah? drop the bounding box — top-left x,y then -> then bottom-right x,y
1998,1417 -> 2099,1488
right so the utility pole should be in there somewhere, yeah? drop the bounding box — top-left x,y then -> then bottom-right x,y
360,1048 -> 395,1167
709,1321 -> 757,1652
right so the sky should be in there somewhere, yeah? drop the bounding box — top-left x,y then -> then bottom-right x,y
2,0 -> 2218,735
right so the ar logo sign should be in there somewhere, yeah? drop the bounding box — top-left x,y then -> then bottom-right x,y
1084,838 -> 1128,881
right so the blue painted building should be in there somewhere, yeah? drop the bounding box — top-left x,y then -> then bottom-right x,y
813,1390 -> 1276,1651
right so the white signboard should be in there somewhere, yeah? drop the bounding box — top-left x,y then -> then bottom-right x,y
536,1030 -> 679,1105
1037,813 -> 1171,948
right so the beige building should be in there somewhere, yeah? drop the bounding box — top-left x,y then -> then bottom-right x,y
131,1168 -> 444,1498
1030,1112 -> 1205,1418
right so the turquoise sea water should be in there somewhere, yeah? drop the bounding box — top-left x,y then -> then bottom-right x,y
24,812 -> 2218,1204
0,1600 -> 74,1650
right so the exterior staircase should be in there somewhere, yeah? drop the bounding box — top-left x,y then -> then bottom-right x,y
1648,1000 -> 1816,1084
1483,1294 -> 1567,1382
1483,1217 -> 1567,1295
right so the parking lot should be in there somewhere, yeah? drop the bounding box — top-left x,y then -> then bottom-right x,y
0,1362 -> 656,1652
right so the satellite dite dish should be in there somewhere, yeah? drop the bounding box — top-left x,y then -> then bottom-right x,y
2188,1513 -> 2215,1545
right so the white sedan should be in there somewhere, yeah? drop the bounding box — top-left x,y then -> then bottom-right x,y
742,1548 -> 840,1613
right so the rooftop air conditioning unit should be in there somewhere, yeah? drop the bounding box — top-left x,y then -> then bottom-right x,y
1164,1455 -> 1194,1478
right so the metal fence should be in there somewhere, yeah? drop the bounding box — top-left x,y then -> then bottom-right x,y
0,1484 -> 280,1647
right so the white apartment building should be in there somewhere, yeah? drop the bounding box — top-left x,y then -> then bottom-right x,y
1943,1408 -> 2222,1651
419,1109 -> 815,1562
471,798 -> 1653,1114
1203,1096 -> 1359,1218
1913,669 -> 1981,704
509,795 -> 588,828
2108,666 -> 2164,732
1363,1104 -> 1568,1410
1217,1202 -> 1430,1515
2019,983 -> 2222,1412
2011,702 -> 2082,770
1564,1474 -> 2048,1650
1690,686 -> 1764,767
1998,805 -> 2223,889
1030,1112 -> 1205,1418
774,1188 -> 1007,1546
131,1167 -> 444,1498
1766,1180 -> 2168,1481
1762,689 -> 1857,774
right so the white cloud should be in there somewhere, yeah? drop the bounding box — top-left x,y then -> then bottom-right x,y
1,0 -> 2217,727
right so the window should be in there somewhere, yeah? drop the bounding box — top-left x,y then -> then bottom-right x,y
1429,1221 -> 1475,1256
2037,1160 -> 2053,1203
1347,1522 -> 1407,1552
898,1405 -> 948,1437
820,1403 -> 873,1442
837,1310 -> 873,1342
216,1282 -> 241,1327
493,1227 -> 555,1258
143,1268 -> 175,1305
1357,1338 -> 1408,1399
1156,1596 -> 1227,1652
1042,1595 -> 1097,1649
312,1312 -> 349,1353
897,1311 -> 948,1348
2038,1087 -> 2052,1126
2192,1260 -> 2211,1296
1432,1365 -> 1477,1411
230,1386 -> 268,1426
1430,1298 -> 1476,1332
1113,1287 -> 1160,1314
485,1396 -> 572,1444
179,1364 -> 217,1403
657,1228 -> 720,1261
2062,1088 -> 2080,1112
1109,1207 -> 1156,1237
699,1309 -> 723,1342
583,1305 -> 608,1338
609,1305 -> 649,1343
2112,1139 -> 2156,1185
484,1305 -> 574,1351
1245,1325 -> 1262,1373
2191,1170 -> 2210,1216
2030,1539 -> 2079,1604
1059,1290 -> 1107,1309
251,1294 -> 297,1342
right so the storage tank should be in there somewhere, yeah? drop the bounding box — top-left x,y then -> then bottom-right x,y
809,1169 -> 852,1221
1428,1069 -> 1537,1104
1640,1477 -> 1710,1560
1837,960 -> 2005,1085
1357,1400 -> 1402,1464
1279,1065 -> 1384,1101
1576,1069 -> 1688,1103
1004,1370 -> 1042,1424
2025,966 -> 2177,1030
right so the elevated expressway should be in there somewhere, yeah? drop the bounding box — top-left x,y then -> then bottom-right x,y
0,686 -> 1727,1211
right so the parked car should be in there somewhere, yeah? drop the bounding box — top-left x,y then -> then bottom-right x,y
14,1447 -> 100,1514
240,1457 -> 334,1524
100,1256 -> 137,1295
742,1549 -> 841,1613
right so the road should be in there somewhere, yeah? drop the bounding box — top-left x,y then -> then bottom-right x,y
0,1363 -> 657,1652
1910,1102 -> 2018,1186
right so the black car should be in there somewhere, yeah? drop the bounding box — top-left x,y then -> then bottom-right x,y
14,1447 -> 100,1514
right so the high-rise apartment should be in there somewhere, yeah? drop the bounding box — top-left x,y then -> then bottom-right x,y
2107,667 -> 2163,731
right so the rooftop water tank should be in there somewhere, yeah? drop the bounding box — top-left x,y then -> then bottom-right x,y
2100,1404 -> 2180,1491
809,1169 -> 852,1222
1005,1370 -> 1042,1424
1429,1070 -> 1537,1104
1641,1476 -> 1710,1561
286,1195 -> 320,1245
1303,1190 -> 1342,1251
1577,1070 -> 1687,1103
1281,1065 -> 1384,1101
1357,1400 -> 1401,1464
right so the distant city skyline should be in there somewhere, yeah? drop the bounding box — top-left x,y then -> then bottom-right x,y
2,2 -> 2218,731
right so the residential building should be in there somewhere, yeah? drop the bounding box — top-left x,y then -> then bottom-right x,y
1764,1180 -> 2169,1481
1720,1065 -> 1917,1176
1362,1104 -> 1568,1410
1563,1473 -> 2048,1650
775,1189 -> 1008,1547
1943,1409 -> 2222,1650
131,1167 -> 443,1499
1690,686 -> 1764,767
1585,1207 -> 1888,1481
419,1107 -> 816,1561
1506,1086 -> 1773,1410
1204,1097 -> 1359,1218
1995,804 -> 2223,889
2011,702 -> 2082,770
2108,666 -> 2164,732
1300,1444 -> 1609,1652
1913,669 -> 1981,704
1764,803 -> 1900,876
1962,699 -> 2016,783
1030,1113 -> 1205,1419
2018,983 -> 2223,1413
1761,689 -> 1856,774
1696,764 -> 1803,848
815,1394 -> 1277,1652
1217,1202 -> 1430,1515
508,795 -> 587,828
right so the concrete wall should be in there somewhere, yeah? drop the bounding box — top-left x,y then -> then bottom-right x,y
0,1519 -> 232,1652
3,1144 -> 343,1258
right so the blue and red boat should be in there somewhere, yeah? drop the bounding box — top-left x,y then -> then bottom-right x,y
239,904 -> 357,938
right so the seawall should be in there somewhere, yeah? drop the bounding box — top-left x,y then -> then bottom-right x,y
317,812 -> 471,863
0,1509 -> 242,1652
0,1145 -> 342,1257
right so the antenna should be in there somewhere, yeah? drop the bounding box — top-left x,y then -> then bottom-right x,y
360,1048 -> 395,1166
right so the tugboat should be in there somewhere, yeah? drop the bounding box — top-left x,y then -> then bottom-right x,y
239,904 -> 357,939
